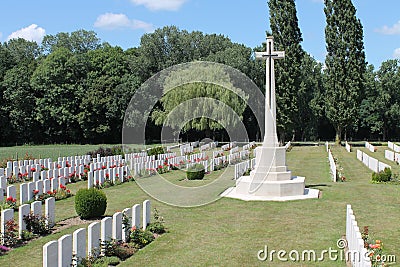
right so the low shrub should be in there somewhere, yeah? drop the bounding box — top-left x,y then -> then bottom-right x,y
75,188 -> 107,219
129,226 -> 154,248
147,146 -> 165,156
372,167 -> 392,183
23,212 -> 51,235
186,164 -> 205,180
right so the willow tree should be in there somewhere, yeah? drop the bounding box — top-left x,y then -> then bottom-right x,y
151,63 -> 248,138
324,0 -> 366,143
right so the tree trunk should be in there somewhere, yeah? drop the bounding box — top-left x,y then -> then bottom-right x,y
335,126 -> 342,145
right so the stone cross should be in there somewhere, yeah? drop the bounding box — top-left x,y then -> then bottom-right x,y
255,36 -> 285,146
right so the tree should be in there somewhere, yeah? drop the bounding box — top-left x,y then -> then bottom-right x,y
296,53 -> 325,141
324,0 -> 366,143
78,45 -> 130,143
31,47 -> 86,142
0,43 -> 15,144
150,63 -> 248,138
268,0 -> 304,142
360,60 -> 400,140
41,29 -> 101,54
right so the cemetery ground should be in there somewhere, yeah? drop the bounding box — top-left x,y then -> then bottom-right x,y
0,144 -> 399,266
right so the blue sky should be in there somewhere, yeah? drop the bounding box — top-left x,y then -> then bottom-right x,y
0,0 -> 399,68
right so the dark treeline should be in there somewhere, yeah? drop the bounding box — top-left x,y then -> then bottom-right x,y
0,23 -> 399,145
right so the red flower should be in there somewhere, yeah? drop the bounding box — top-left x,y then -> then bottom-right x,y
106,173 -> 110,178
84,169 -> 88,173
6,196 -> 16,203
47,191 -> 52,195
66,189 -> 71,194
116,173 -> 119,177
57,164 -> 61,169
60,184 -> 66,190
31,167 -> 36,172
33,189 -> 39,195
102,166 -> 106,170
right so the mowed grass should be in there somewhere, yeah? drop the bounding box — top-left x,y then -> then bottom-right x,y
0,144 -> 113,162
0,145 -> 399,266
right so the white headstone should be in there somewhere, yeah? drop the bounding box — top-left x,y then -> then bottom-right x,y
20,183 -> 28,205
36,180 -> 44,197
0,176 -> 6,189
142,200 -> 151,230
101,217 -> 112,243
19,204 -> 30,236
58,234 -> 73,267
122,208 -> 132,242
59,177 -> 66,188
41,170 -> 47,180
87,172 -> 93,189
112,212 -> 122,241
45,197 -> 55,227
88,222 -> 100,257
369,157 -> 379,173
73,228 -> 86,264
1,208 -> 14,235
43,179 -> 51,194
7,185 -> 16,200
132,204 -> 141,228
33,171 -> 40,182
51,178 -> 59,192
43,241 -> 58,267
31,201 -> 42,217
27,181 -> 35,201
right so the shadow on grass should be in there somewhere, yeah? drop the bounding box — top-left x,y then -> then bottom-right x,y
307,184 -> 330,188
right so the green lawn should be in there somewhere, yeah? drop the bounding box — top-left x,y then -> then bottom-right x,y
0,144 -> 113,162
0,145 -> 399,266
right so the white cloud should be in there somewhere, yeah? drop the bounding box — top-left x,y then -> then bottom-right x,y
376,21 -> 400,35
394,48 -> 400,59
130,0 -> 187,11
7,24 -> 46,43
94,13 -> 154,32
94,13 -> 131,29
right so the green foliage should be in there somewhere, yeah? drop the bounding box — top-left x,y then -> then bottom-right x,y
91,256 -> 120,267
74,188 -> 107,219
23,212 -> 51,235
268,0 -> 304,142
1,219 -> 20,248
186,164 -> 205,180
324,0 -> 366,143
129,227 -> 155,248
150,64 -> 248,136
371,168 -> 392,183
147,208 -> 166,234
86,146 -> 123,158
147,146 -> 164,156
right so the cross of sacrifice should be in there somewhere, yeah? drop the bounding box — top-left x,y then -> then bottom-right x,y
255,36 -> 285,114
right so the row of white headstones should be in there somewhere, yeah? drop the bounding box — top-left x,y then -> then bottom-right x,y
43,200 -> 151,267
356,150 -> 391,173
346,204 -> 372,267
1,197 -> 55,243
385,141 -> 400,164
1,143 -> 256,206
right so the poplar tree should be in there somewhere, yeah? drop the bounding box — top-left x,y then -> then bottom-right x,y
324,0 -> 366,143
268,0 -> 304,142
